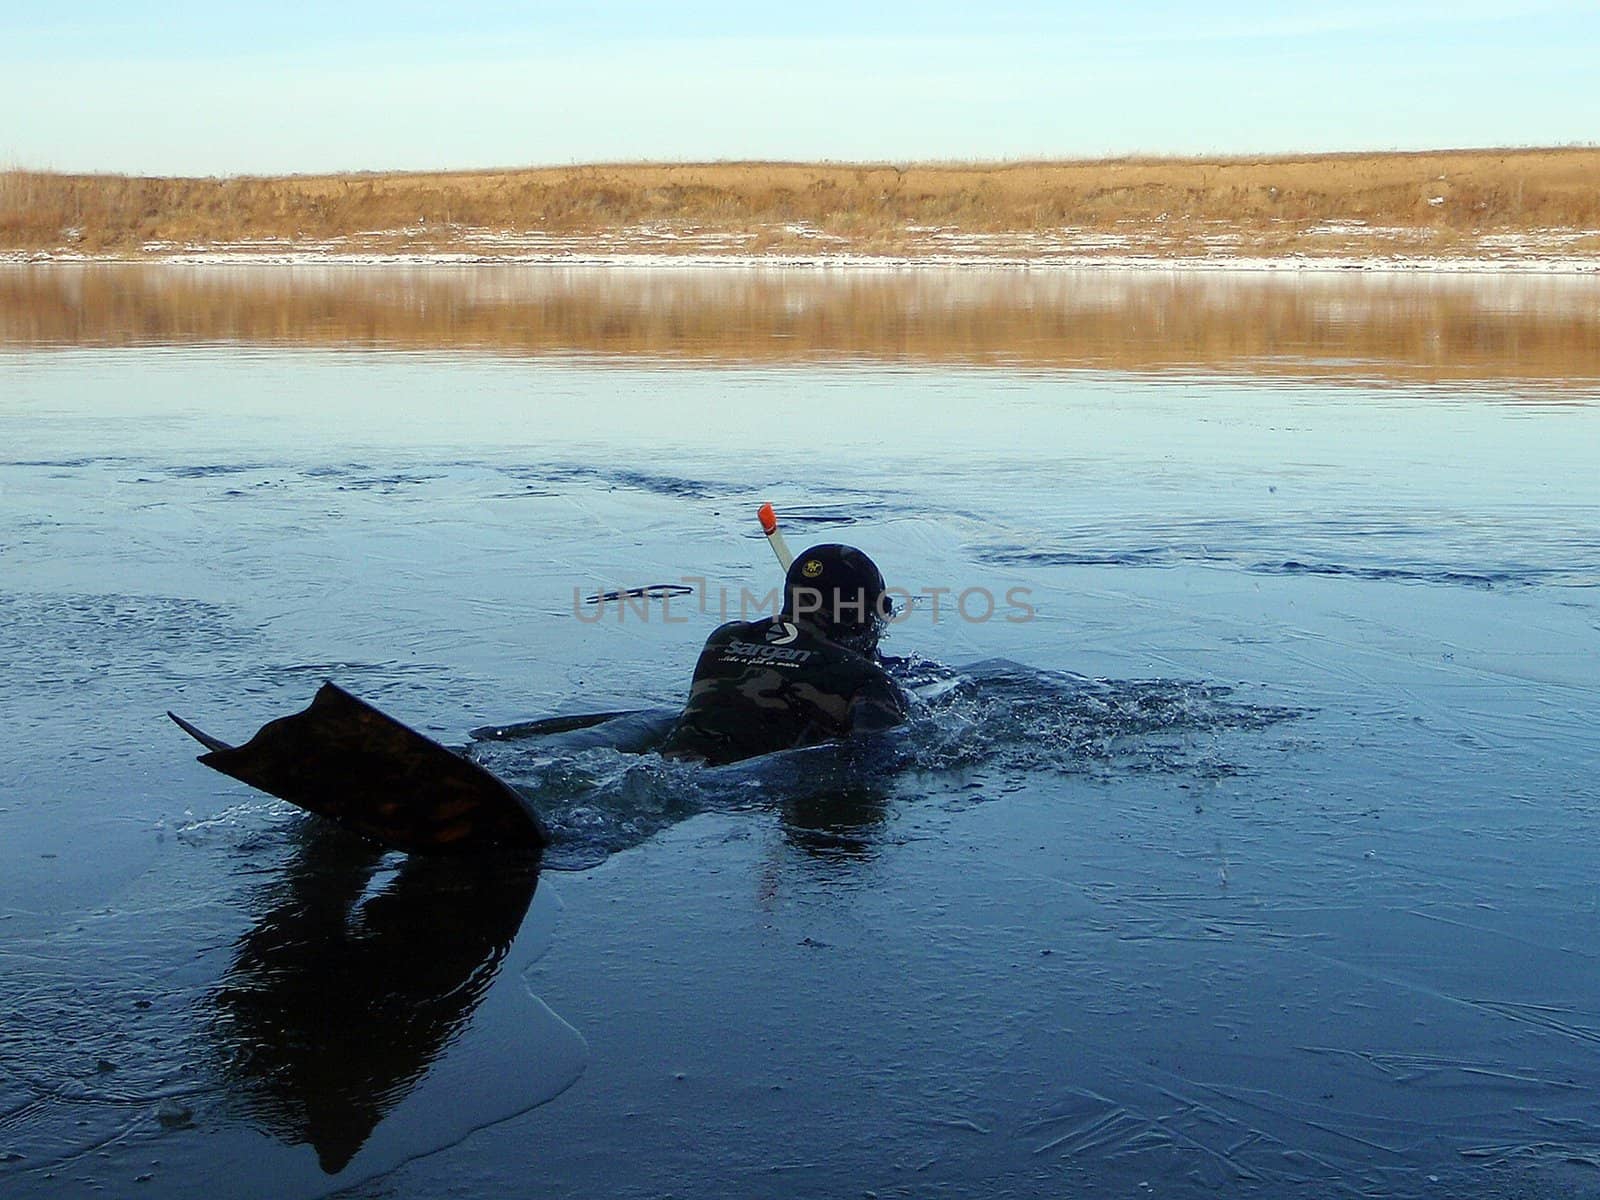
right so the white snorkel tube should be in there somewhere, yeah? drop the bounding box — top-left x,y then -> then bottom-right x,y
757,502 -> 795,572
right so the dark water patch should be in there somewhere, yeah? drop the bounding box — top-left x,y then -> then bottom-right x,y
498,463 -> 729,500
981,544 -> 1527,587
608,468 -> 722,499
300,464 -> 446,493
1,456 -> 134,469
299,464 -> 368,478
164,464 -> 443,492
758,501 -> 888,528
165,464 -> 277,479
973,514 -> 1600,590
220,480 -> 295,497
333,473 -> 441,492
737,498 -> 898,541
1253,560 -> 1512,587
23,461 -> 446,490
976,545 -> 1176,568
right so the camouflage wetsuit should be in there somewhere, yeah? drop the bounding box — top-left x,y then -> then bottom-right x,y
659,615 -> 908,766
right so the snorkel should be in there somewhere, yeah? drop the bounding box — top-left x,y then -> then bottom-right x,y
757,502 -> 795,571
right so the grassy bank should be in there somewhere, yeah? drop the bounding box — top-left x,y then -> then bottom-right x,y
3,149 -> 1600,260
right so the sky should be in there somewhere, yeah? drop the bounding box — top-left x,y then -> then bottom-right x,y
4,0 -> 1599,175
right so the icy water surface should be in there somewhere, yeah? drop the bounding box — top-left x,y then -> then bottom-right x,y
2,265 -> 1599,1199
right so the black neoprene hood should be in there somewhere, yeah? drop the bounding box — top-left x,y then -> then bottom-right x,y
780,544 -> 891,642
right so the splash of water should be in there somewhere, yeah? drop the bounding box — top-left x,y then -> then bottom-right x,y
470,659 -> 1301,869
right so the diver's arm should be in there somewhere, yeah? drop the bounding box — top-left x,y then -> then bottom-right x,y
847,672 -> 909,733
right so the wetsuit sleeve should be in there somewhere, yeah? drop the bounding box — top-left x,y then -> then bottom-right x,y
848,671 -> 909,733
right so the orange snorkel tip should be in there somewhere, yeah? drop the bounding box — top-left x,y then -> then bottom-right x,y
757,502 -> 794,570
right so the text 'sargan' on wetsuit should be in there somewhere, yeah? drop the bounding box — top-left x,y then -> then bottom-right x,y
660,615 -> 907,766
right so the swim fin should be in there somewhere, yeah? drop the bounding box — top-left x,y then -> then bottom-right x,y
169,682 -> 549,854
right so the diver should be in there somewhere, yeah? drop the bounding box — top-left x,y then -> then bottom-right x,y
659,543 -> 908,766
170,542 -> 910,853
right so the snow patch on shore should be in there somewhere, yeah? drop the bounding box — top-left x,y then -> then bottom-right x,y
8,219 -> 1600,274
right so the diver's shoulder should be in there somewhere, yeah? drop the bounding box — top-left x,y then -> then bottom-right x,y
698,616 -> 796,649
705,616 -> 781,641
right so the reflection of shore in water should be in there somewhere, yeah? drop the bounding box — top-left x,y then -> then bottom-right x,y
4,264 -> 1600,391
207,827 -> 539,1174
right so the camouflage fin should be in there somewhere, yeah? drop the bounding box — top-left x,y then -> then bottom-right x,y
170,683 -> 548,854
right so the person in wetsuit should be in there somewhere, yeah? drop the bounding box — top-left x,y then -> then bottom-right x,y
659,544 -> 908,766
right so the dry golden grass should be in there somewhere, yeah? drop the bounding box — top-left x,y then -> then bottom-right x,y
3,148 -> 1599,258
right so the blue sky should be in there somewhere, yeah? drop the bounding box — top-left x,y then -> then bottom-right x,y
4,1 -> 1598,175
